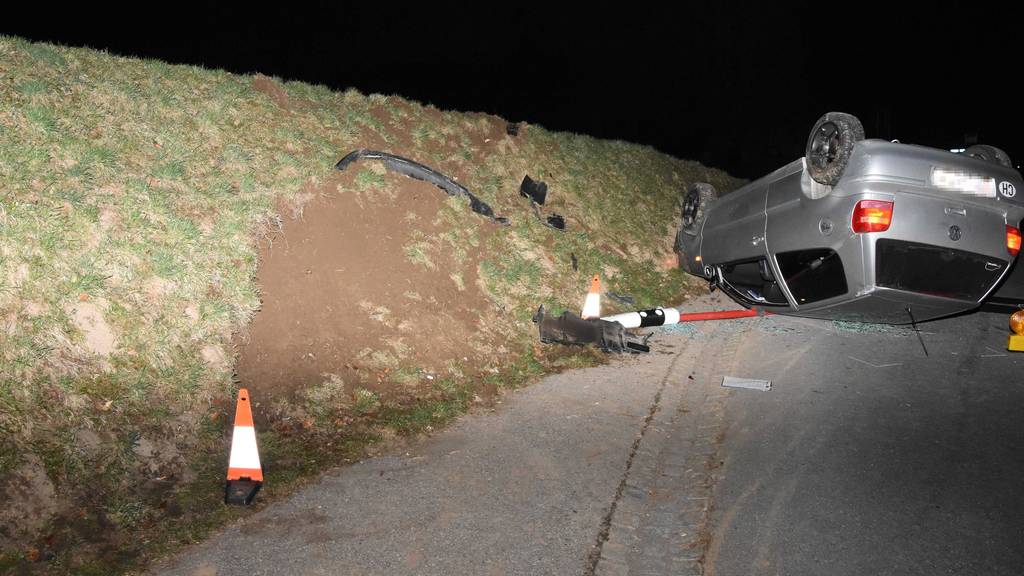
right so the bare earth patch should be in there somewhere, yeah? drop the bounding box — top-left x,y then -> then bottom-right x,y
251,74 -> 290,111
236,171 -> 497,412
69,299 -> 117,359
0,456 -> 59,550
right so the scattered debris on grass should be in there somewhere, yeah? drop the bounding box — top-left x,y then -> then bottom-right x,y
519,174 -> 565,231
519,175 -> 547,205
335,149 -> 508,224
545,213 -> 566,230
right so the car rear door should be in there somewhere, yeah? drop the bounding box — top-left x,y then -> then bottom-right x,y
700,182 -> 769,266
699,172 -> 776,306
764,162 -> 860,308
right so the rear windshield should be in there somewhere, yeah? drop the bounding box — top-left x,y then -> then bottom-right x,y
875,239 -> 1007,301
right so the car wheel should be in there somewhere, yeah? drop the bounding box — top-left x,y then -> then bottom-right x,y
965,144 -> 1013,168
676,183 -> 717,272
680,182 -> 717,236
805,112 -> 865,186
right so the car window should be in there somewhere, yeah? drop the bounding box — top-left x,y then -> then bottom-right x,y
775,249 -> 847,305
719,258 -> 789,306
875,239 -> 1006,301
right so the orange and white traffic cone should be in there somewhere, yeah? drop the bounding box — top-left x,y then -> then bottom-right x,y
581,274 -> 601,319
225,388 -> 263,505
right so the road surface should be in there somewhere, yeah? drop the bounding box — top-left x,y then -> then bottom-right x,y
155,294 -> 1024,575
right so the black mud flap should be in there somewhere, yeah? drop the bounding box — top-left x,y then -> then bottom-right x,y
533,306 -> 650,354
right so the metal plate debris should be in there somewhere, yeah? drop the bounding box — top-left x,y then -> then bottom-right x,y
721,376 -> 772,391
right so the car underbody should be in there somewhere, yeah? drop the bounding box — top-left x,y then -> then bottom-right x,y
676,114 -> 1024,324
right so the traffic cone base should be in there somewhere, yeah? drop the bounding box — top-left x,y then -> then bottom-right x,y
225,388 -> 263,505
225,479 -> 261,506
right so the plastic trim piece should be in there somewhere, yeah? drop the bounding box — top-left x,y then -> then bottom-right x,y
335,149 -> 508,225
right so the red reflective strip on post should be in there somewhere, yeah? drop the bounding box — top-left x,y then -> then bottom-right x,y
677,309 -> 766,322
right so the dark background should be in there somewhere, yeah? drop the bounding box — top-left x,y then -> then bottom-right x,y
5,3 -> 1021,178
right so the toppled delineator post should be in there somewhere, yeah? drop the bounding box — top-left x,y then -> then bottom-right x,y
535,301 -> 769,354
602,307 -> 767,329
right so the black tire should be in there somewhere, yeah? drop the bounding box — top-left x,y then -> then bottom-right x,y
805,112 -> 865,186
676,183 -> 717,272
965,144 -> 1013,168
680,182 -> 717,236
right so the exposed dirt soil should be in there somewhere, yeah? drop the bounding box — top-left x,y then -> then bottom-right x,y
251,74 -> 290,111
236,170 -> 499,412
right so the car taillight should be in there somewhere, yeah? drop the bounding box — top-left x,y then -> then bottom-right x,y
1008,225 -> 1021,257
852,200 -> 894,233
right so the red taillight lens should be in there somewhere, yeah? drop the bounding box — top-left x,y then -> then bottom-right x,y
852,200 -> 894,233
1008,225 -> 1021,257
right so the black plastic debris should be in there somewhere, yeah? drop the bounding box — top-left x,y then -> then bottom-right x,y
527,201 -> 566,232
533,305 -> 650,354
335,149 -> 509,225
519,174 -> 565,232
570,252 -> 579,271
606,292 -> 636,306
506,122 -> 520,136
520,175 -> 548,205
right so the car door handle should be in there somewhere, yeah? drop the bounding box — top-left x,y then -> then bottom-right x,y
985,262 -> 1003,272
944,207 -> 967,216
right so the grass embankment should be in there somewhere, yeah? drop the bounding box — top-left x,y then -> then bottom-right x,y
0,36 -> 739,573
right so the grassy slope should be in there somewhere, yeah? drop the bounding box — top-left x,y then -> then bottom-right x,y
0,37 -> 740,573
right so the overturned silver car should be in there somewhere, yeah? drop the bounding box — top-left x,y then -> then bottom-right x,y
676,112 -> 1024,323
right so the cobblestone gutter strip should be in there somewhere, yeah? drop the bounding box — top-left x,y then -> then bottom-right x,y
583,344 -> 688,575
592,322 -> 741,576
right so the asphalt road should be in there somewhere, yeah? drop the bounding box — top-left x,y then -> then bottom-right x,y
703,306 -> 1024,576
155,294 -> 1024,575
154,315 -> 697,576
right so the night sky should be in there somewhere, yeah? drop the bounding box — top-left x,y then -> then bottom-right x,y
5,3 -> 1021,179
